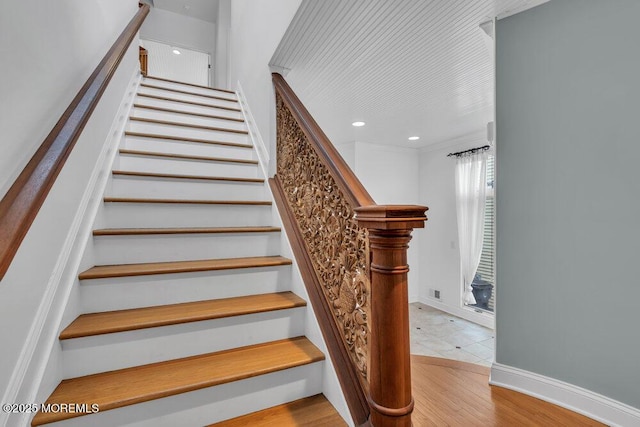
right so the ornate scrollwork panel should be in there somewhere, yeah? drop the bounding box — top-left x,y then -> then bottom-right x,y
276,93 -> 370,381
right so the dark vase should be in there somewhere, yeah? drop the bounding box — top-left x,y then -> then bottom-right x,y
471,274 -> 493,310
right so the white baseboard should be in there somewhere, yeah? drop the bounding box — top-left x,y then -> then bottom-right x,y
236,81 -> 269,178
490,363 -> 640,427
0,68 -> 141,427
418,296 -> 495,329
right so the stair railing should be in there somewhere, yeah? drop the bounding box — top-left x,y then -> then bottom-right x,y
0,4 -> 149,281
271,73 -> 427,427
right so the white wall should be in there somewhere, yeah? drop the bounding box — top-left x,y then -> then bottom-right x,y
418,132 -> 495,329
335,141 -> 422,301
334,142 -> 356,171
353,142 -> 419,205
215,0 -> 231,89
140,7 -> 215,85
0,0 -> 140,420
0,0 -> 135,201
227,0 -> 302,174
356,142 -> 422,302
495,0 -> 640,413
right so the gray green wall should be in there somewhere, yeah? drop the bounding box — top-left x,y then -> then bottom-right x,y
496,0 -> 640,408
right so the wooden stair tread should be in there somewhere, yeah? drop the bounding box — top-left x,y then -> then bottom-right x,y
129,116 -> 249,134
209,394 -> 346,427
119,148 -> 258,164
31,337 -> 324,426
112,170 -> 264,183
60,292 -> 306,339
125,131 -> 252,148
133,104 -> 245,122
78,255 -> 292,280
137,93 -> 241,112
93,226 -> 281,236
144,75 -> 236,94
103,197 -> 271,205
140,83 -> 237,102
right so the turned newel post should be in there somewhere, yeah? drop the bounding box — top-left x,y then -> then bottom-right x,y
355,205 -> 428,427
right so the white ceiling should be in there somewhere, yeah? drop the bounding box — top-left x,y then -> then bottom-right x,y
270,0 -> 549,148
152,0 -> 219,24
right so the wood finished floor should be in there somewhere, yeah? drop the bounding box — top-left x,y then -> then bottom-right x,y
411,355 -> 605,427
210,394 -> 346,427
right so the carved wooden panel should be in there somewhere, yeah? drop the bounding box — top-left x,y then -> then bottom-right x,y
276,93 -> 370,381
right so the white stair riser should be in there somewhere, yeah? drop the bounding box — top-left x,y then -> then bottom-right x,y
102,203 -> 273,228
108,176 -> 266,200
128,121 -> 249,145
80,266 -> 293,312
93,233 -> 282,264
117,155 -> 259,178
41,79 -> 328,427
62,308 -> 306,378
134,95 -> 244,120
142,79 -> 237,100
138,87 -> 239,110
131,107 -> 247,132
42,363 -> 323,427
122,135 -> 255,160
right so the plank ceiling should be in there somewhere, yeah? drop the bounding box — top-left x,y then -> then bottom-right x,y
271,0 -> 549,148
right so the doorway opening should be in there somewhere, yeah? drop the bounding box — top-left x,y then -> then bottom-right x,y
140,39 -> 211,87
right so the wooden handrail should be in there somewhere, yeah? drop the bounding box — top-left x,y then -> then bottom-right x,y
0,4 -> 149,281
272,73 -> 427,427
272,73 -> 374,209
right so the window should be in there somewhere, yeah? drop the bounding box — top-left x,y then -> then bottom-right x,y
475,155 -> 495,312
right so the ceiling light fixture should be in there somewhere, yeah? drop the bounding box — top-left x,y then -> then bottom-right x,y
172,49 -> 181,55
352,121 -> 365,127
408,136 -> 420,141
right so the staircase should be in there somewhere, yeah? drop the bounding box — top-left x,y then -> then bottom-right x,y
32,76 -> 346,427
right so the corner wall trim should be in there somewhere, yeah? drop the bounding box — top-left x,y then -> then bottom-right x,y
490,363 -> 640,427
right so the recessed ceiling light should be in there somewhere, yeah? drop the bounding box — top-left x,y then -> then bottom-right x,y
352,121 -> 365,127
172,49 -> 181,55
408,136 -> 420,141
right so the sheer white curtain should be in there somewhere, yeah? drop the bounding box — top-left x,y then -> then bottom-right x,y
455,151 -> 488,305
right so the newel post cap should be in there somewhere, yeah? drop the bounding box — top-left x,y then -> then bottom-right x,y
355,205 -> 428,230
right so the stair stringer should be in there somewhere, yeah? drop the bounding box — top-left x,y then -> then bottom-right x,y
30,71 -> 145,418
237,87 -> 354,426
1,66 -> 143,427
268,202 -> 355,427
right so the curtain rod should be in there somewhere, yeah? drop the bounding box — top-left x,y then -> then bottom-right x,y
447,145 -> 490,157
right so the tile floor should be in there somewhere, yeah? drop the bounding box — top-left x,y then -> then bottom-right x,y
409,302 -> 494,367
